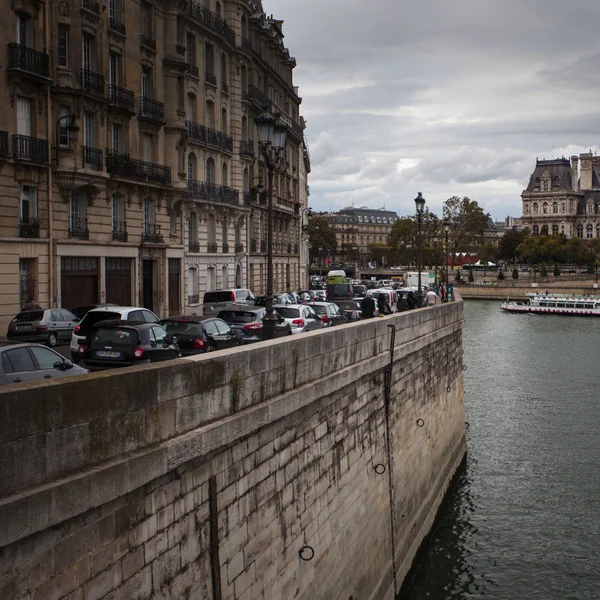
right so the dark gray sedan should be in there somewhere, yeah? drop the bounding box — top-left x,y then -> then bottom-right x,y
7,308 -> 79,347
0,343 -> 88,386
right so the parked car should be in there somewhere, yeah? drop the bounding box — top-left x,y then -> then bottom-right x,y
333,299 -> 364,322
217,307 -> 291,343
202,289 -> 256,318
70,306 -> 161,362
352,285 -> 367,298
306,302 -> 348,327
273,304 -> 323,334
70,303 -> 119,320
0,343 -> 88,386
78,321 -> 179,371
254,293 -> 293,307
161,316 -> 243,355
370,289 -> 399,313
7,308 -> 79,347
314,290 -> 327,301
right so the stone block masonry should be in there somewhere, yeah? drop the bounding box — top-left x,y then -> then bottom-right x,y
0,297 -> 466,600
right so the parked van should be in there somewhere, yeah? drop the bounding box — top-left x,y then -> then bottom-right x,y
370,289 -> 399,313
202,289 -> 256,317
326,270 -> 347,284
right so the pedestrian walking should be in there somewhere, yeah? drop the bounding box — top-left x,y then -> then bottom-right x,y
360,291 -> 376,319
397,293 -> 409,312
426,289 -> 437,306
439,282 -> 446,302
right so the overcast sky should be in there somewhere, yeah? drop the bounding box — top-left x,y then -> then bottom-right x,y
268,0 -> 600,220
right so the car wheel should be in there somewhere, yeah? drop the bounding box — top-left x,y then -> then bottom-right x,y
47,332 -> 58,347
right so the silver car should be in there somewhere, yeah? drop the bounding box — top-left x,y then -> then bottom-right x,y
273,304 -> 324,334
7,308 -> 79,347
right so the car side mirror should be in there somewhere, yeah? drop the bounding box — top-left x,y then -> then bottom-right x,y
63,359 -> 74,370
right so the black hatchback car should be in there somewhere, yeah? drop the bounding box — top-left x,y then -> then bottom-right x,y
78,320 -> 179,371
161,316 -> 242,356
217,307 -> 291,343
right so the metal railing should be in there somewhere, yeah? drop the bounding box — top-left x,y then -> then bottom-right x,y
140,96 -> 165,121
112,221 -> 128,242
186,179 -> 239,205
207,242 -> 218,253
221,82 -> 229,95
142,224 -> 164,244
81,0 -> 100,13
69,218 -> 89,240
80,69 -> 105,96
248,84 -> 272,109
0,131 -> 8,158
82,146 -> 103,170
205,72 -> 217,86
12,135 -> 48,164
108,85 -> 135,112
8,44 -> 50,79
140,34 -> 156,51
188,241 -> 200,252
187,64 -> 199,77
186,121 -> 232,153
108,17 -> 125,35
241,37 -> 252,52
187,1 -> 235,45
106,150 -> 171,185
239,139 -> 255,157
222,243 -> 229,253
19,219 -> 40,238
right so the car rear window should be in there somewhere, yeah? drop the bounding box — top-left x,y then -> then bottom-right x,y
13,311 -> 44,323
79,311 -> 122,335
218,311 -> 259,323
309,305 -> 326,315
91,328 -> 138,347
162,320 -> 204,336
275,307 -> 300,319
204,291 -> 234,303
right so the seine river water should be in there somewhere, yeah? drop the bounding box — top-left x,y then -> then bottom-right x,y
401,299 -> 600,600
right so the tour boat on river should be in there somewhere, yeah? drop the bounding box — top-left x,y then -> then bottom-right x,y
500,292 -> 600,316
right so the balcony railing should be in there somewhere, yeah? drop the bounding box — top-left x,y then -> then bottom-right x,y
108,17 -> 126,35
222,243 -> 229,253
248,85 -> 272,109
106,150 -> 171,185
80,69 -> 105,96
8,44 -> 50,79
69,218 -> 89,240
241,37 -> 252,52
142,224 -> 164,244
205,72 -> 217,86
139,96 -> 165,122
187,1 -> 235,45
19,218 -> 40,238
188,241 -> 200,252
221,82 -> 229,95
108,85 -> 135,112
0,131 -> 8,158
82,146 -> 103,170
187,64 -> 199,78
260,240 -> 266,252
250,239 -> 257,252
12,135 -> 48,164
187,179 -> 239,205
81,0 -> 100,14
207,242 -> 218,253
240,139 -> 255,157
186,121 -> 233,153
112,221 -> 128,242
243,192 -> 253,206
140,34 -> 156,51
188,294 -> 199,304
235,244 -> 244,253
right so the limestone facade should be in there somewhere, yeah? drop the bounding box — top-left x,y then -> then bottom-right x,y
0,0 -> 308,331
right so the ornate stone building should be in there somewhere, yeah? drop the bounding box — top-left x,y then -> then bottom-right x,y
0,0 -> 308,331
521,153 -> 600,238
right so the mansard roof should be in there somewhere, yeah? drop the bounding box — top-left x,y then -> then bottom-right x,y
524,158 -> 574,193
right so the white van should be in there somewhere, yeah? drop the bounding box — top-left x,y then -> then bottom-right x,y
370,289 -> 398,313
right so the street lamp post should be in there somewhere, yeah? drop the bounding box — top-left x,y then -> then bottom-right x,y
433,234 -> 439,286
414,192 -> 426,307
443,220 -> 450,301
255,111 -> 287,340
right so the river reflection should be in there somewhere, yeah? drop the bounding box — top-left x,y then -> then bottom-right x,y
400,300 -> 600,600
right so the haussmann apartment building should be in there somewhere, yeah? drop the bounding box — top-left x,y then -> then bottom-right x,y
0,0 -> 310,332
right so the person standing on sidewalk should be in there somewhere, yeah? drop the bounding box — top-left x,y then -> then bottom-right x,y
361,291 -> 376,319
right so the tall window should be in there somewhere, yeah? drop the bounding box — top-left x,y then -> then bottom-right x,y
108,0 -> 121,22
552,224 -> 559,235
532,225 -> 539,236
221,54 -> 227,85
83,111 -> 96,148
109,53 -> 120,86
577,224 -> 583,238
142,67 -> 152,98
205,43 -> 214,76
533,203 -> 538,215
205,100 -> 214,128
70,193 -> 87,228
587,224 -> 593,238
543,202 -> 548,214
222,163 -> 228,186
141,133 -> 154,162
186,33 -> 196,67
20,185 -> 37,222
57,24 -> 69,66
189,213 -> 197,243
206,158 -> 215,184
111,123 -> 124,152
207,215 -> 216,244
82,34 -> 93,71
141,1 -> 153,38
143,199 -> 156,231
186,93 -> 196,121
221,107 -> 227,134
187,153 -> 197,180
111,194 -> 125,227
17,98 -> 32,136
16,14 -> 33,47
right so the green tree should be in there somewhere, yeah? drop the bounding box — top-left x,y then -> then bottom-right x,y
443,196 -> 490,266
307,216 -> 337,265
498,229 -> 525,262
512,268 -> 519,279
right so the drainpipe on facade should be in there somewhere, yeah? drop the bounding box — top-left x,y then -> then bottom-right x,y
45,1 -> 54,307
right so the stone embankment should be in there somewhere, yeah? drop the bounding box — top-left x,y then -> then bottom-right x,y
456,278 -> 600,300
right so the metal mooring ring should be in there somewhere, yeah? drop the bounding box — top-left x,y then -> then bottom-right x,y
374,463 -> 386,475
299,546 -> 315,561
465,421 -> 470,429
447,385 -> 451,393
416,418 -> 425,428
462,364 -> 468,371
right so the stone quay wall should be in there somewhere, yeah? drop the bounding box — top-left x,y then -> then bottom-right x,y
0,299 -> 466,600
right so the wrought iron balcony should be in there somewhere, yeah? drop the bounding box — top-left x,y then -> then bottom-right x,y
81,0 -> 100,14
240,139 -> 255,157
0,131 -> 8,158
108,85 -> 135,112
108,17 -> 125,35
188,294 -> 199,304
69,218 -> 89,240
142,224 -> 164,244
260,240 -> 266,253
187,64 -> 199,78
139,96 -> 165,122
80,69 -> 105,96
188,241 -> 200,252
221,82 -> 229,95
13,135 -> 48,164
207,242 -> 218,253
187,179 -> 239,205
106,150 -> 171,185
82,147 -> 103,170
19,218 -> 40,238
8,44 -> 50,80
222,243 -> 229,253
186,121 -> 232,153
140,34 -> 156,51
205,72 -> 217,86
241,37 -> 252,52
187,1 -> 235,45
112,221 -> 128,242
250,239 -> 257,252
235,244 -> 244,253
248,85 -> 272,109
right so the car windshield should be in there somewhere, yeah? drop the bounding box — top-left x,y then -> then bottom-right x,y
91,328 -> 137,347
204,292 -> 234,303
275,307 -> 300,319
78,311 -> 122,335
217,311 -> 259,323
13,311 -> 44,323
162,320 -> 204,336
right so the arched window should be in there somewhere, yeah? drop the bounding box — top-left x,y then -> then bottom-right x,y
524,203 -> 529,213
543,180 -> 550,191
188,212 -> 197,244
552,202 -> 558,214
533,225 -> 539,235
187,93 -> 196,121
552,224 -> 559,235
587,224 -> 593,238
543,202 -> 548,214
221,107 -> 227,134
222,162 -> 228,186
207,266 -> 215,292
187,152 -> 197,180
533,203 -> 539,215
577,224 -> 583,238
206,157 -> 215,184
188,268 -> 198,301
205,100 -> 214,128
221,265 -> 228,287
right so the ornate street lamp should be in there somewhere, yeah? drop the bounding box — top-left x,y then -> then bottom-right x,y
414,192 -> 426,307
443,220 -> 450,301
256,110 -> 287,340
433,234 -> 439,286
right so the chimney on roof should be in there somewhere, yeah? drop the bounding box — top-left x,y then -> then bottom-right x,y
572,155 -> 579,192
580,153 -> 593,191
